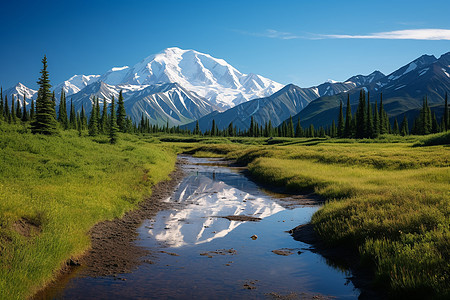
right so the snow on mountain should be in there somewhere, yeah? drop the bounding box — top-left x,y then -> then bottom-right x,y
97,47 -> 284,110
67,81 -> 217,126
3,83 -> 37,107
53,74 -> 100,98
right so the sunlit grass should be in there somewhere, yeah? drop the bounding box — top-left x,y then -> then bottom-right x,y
184,137 -> 449,297
0,124 -> 176,299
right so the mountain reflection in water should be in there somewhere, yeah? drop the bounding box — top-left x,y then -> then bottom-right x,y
147,166 -> 285,247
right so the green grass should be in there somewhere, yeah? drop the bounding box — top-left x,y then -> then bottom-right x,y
0,124 -> 177,299
183,137 -> 450,298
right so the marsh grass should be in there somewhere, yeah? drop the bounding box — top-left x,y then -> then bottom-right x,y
0,124 -> 176,299
184,137 -> 449,298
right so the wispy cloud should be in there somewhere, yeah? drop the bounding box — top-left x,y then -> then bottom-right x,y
323,29 -> 450,40
237,28 -> 450,41
237,29 -> 302,40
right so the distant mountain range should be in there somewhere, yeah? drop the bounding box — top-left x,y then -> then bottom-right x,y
183,70 -> 383,132
3,48 -> 449,130
289,52 -> 450,129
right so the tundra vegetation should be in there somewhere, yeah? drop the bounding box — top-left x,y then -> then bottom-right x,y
0,57 -> 448,298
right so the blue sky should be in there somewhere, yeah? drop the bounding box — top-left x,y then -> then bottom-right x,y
1,0 -> 449,90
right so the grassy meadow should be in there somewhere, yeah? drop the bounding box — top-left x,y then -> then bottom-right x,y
179,133 -> 450,298
0,124 -> 177,299
1,123 -> 449,299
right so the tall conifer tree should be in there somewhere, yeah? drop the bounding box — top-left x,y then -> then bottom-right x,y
31,56 -> 57,135
444,92 -> 448,131
22,94 -> 29,122
116,90 -> 126,132
344,94 -> 352,138
109,96 -> 118,144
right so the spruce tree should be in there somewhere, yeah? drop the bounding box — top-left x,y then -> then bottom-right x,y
22,94 -> 29,122
211,119 -> 216,136
88,97 -> 98,136
295,118 -> 303,137
116,90 -> 126,132
249,116 -> 255,137
109,96 -> 118,144
81,105 -> 87,130
431,112 -> 439,133
355,89 -> 366,138
58,89 -> 68,129
95,97 -> 101,133
337,100 -> 344,137
4,95 -> 9,121
101,98 -> 108,134
400,115 -> 409,136
393,119 -> 400,135
373,100 -> 379,137
30,98 -> 35,120
194,120 -> 200,135
16,97 -> 22,120
11,96 -> 17,123
288,115 -> 294,138
228,122 -> 234,136
344,95 -> 353,138
366,92 -> 373,138
69,99 -> 76,129
31,56 -> 57,135
379,93 -> 387,134
0,87 -> 3,121
444,92 -> 449,131
331,120 -> 337,138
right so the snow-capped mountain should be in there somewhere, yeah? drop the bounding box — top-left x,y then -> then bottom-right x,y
95,47 -> 284,110
67,81 -> 217,126
288,52 -> 450,129
3,83 -> 37,106
183,71 -> 386,131
53,74 -> 100,97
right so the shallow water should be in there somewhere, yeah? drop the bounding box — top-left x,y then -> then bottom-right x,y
45,156 -> 359,299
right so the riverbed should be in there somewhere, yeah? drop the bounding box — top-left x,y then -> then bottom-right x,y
40,156 -> 359,299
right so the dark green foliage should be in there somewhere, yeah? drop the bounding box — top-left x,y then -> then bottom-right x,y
100,98 -> 108,134
211,119 -> 216,136
355,89 -> 367,138
16,98 -> 22,120
431,112 -> 439,133
337,101 -> 344,137
393,119 -> 400,135
21,94 -> 29,122
80,106 -> 87,130
69,99 -> 76,129
295,118 -> 303,137
95,97 -> 100,132
30,98 -> 35,121
344,94 -> 353,138
400,115 -> 409,136
373,100 -> 379,137
288,115 -> 294,138
31,56 -> 58,135
88,97 -> 98,136
109,96 -> 118,144
194,120 -> 200,135
0,87 -> 3,121
10,95 -> 17,123
444,93 -> 448,131
58,89 -> 69,129
116,90 -> 126,133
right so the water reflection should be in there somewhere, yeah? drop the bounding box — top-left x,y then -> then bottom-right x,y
147,163 -> 285,247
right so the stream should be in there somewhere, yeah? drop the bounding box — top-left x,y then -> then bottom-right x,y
42,156 -> 359,299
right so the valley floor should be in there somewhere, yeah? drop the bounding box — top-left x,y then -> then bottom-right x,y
0,125 -> 449,299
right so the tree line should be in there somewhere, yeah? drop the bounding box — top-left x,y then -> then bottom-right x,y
2,57 -> 448,140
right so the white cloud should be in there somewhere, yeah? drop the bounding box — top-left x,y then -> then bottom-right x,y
237,29 -> 302,40
323,29 -> 450,40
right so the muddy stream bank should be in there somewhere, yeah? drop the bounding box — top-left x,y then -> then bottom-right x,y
35,156 -> 361,299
